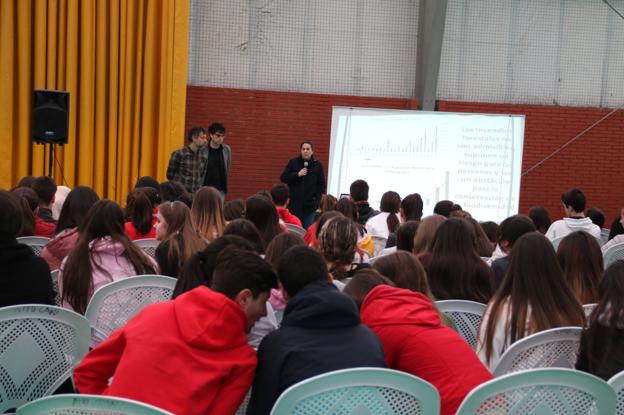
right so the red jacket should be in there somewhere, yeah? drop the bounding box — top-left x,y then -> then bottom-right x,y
276,207 -> 302,227
361,286 -> 492,415
34,216 -> 55,238
73,286 -> 256,415
123,220 -> 157,240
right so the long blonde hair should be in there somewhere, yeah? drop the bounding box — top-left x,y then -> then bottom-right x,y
191,187 -> 226,242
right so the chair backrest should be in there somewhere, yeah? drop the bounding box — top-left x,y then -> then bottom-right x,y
16,236 -> 50,256
285,223 -> 306,237
456,368 -> 615,414
133,238 -> 159,258
269,368 -> 440,415
583,303 -> 597,318
50,269 -> 61,306
492,326 -> 582,377
609,370 -> 624,415
84,275 -> 177,347
435,300 -> 486,349
550,236 -> 565,251
0,305 -> 90,412
16,394 -> 174,414
603,242 -> 624,268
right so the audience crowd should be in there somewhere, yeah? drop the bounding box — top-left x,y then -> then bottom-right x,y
2,173 -> 623,415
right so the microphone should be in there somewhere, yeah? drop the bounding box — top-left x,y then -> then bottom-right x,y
304,161 -> 309,168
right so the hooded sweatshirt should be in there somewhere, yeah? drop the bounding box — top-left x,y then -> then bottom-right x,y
0,233 -> 55,307
545,217 -> 601,240
73,286 -> 256,415
361,285 -> 492,415
247,280 -> 386,415
58,237 -> 158,311
40,227 -> 79,270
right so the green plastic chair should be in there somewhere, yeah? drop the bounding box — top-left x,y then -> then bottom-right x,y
608,370 -> 624,415
84,275 -> 177,347
456,368 -> 615,414
603,242 -> 624,268
269,368 -> 440,415
133,238 -> 159,258
0,305 -> 90,413
16,394 -> 174,414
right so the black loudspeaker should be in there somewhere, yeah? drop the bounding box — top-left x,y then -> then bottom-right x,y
33,90 -> 69,144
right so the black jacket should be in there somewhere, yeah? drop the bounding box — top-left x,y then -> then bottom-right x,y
0,234 -> 55,307
280,156 -> 326,215
246,280 -> 386,415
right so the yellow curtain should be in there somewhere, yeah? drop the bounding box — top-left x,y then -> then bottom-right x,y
0,0 -> 189,201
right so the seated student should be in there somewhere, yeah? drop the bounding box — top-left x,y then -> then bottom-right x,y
433,200 -> 460,218
58,200 -> 158,314
602,208 -> 624,252
244,195 -> 284,248
546,188 -> 601,240
344,269 -> 492,415
490,215 -> 536,288
466,217 -> 495,258
365,191 -> 402,255
223,198 -> 245,221
154,201 -> 206,278
319,216 -> 370,281
385,193 -> 423,249
336,198 -> 375,257
31,176 -> 58,225
192,186 -> 226,242
477,232 -> 585,372
576,260 -> 624,380
74,249 -> 278,415
223,218 -> 266,254
124,188 -> 158,240
586,207 -> 605,229
427,218 -> 494,304
12,187 -> 55,237
528,205 -> 552,234
51,185 -> 71,221
302,194 -> 338,245
0,190 -> 55,307
412,214 -> 446,271
350,179 -> 379,225
557,231 -> 603,305
247,246 -> 386,415
41,186 -> 100,270
270,183 -> 303,227
159,180 -> 192,208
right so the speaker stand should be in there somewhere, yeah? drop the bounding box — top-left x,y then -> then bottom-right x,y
46,143 -> 61,178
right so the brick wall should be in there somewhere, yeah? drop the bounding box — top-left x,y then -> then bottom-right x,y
185,86 -> 624,224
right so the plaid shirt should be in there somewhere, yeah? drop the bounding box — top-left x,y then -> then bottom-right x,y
166,146 -> 209,194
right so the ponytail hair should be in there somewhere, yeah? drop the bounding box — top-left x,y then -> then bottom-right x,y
125,188 -> 154,235
380,191 -> 401,233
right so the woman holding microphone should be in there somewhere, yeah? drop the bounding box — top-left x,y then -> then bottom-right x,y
280,141 -> 326,229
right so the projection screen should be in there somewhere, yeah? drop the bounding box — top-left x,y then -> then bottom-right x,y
328,107 -> 525,222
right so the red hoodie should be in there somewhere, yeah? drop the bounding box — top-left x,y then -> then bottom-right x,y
73,286 -> 256,415
276,206 -> 303,227
361,286 -> 492,415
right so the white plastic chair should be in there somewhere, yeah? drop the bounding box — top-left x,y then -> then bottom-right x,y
583,303 -> 597,318
435,300 -> 486,349
269,368 -> 440,415
134,238 -> 160,258
0,305 -> 90,413
603,242 -> 624,268
608,370 -> 624,415
456,368 -> 615,414
285,223 -> 306,237
84,275 -> 176,347
492,326 -> 582,377
50,269 -> 61,306
16,394 -> 174,414
16,236 -> 50,255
